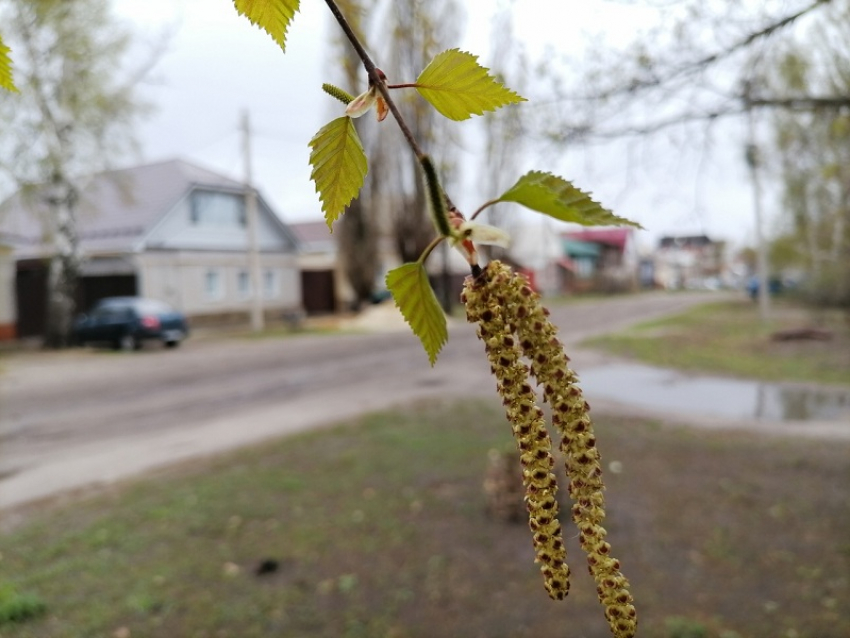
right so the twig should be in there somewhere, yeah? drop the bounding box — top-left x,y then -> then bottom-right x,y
322,0 -> 458,214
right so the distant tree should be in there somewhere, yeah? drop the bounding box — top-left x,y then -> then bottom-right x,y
767,39 -> 850,306
0,0 -> 148,347
546,0 -> 849,142
327,0 -> 463,309
332,0 -> 381,310
378,0 -> 463,264
479,5 -> 527,262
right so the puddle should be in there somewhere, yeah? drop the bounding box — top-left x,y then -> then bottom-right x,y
578,363 -> 850,423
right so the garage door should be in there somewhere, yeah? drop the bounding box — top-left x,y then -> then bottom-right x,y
301,270 -> 335,314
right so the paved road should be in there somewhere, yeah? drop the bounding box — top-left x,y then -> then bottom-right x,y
0,290 -> 772,512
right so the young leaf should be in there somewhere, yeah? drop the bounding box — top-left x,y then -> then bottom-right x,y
233,0 -> 300,52
309,116 -> 368,228
0,34 -> 18,93
497,171 -> 643,228
386,263 -> 448,366
415,49 -> 525,121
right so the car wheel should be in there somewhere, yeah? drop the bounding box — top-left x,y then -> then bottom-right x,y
119,334 -> 140,351
164,339 -> 181,348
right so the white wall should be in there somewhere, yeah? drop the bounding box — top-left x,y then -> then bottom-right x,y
143,193 -> 295,253
137,250 -> 301,316
0,244 -> 15,333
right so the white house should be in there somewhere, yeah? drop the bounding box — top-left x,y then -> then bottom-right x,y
0,159 -> 302,338
654,234 -> 725,290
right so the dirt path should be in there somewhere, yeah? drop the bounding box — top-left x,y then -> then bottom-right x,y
5,290 -> 829,513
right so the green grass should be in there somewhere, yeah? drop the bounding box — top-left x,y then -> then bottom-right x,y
584,299 -> 850,386
2,400 -> 849,638
0,585 -> 46,626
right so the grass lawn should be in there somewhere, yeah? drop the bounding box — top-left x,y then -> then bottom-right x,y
2,400 -> 849,638
583,298 -> 850,387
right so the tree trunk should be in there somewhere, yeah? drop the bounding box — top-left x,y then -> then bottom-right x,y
43,178 -> 80,348
338,194 -> 378,311
394,154 -> 432,264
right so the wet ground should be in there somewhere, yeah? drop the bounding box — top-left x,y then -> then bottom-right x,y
580,362 -> 850,423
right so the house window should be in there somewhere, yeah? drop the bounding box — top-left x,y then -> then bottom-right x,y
237,270 -> 251,299
190,191 -> 246,227
205,269 -> 224,301
576,258 -> 595,279
263,270 -> 279,299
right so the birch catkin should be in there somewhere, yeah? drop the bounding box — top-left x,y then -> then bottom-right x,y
463,261 -> 637,638
462,265 -> 571,601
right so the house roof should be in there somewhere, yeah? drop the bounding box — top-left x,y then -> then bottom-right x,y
0,158 -> 291,256
289,220 -> 333,245
288,220 -> 336,257
562,227 -> 632,250
658,234 -> 713,249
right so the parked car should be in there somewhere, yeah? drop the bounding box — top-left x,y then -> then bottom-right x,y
73,297 -> 189,350
746,276 -> 783,301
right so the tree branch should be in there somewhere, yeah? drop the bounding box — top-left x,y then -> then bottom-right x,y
323,0 -> 425,160
569,0 -> 833,103
322,0 -> 458,214
746,95 -> 850,110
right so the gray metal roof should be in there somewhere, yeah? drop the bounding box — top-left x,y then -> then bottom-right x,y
0,158 -> 293,257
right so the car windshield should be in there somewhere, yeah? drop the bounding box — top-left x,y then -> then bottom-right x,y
136,299 -> 174,314
90,305 -> 133,321
91,298 -> 175,316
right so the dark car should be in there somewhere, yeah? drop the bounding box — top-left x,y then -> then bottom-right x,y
73,297 -> 189,350
746,276 -> 783,301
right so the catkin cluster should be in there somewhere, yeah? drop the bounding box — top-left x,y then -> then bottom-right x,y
462,266 -> 571,600
462,260 -> 636,638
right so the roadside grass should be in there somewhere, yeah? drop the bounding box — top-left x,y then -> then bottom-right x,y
583,298 -> 850,386
2,400 -> 849,638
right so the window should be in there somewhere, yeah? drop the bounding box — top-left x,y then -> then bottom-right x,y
205,269 -> 224,300
263,270 -> 279,299
576,258 -> 595,279
190,191 -> 246,227
237,270 -> 251,299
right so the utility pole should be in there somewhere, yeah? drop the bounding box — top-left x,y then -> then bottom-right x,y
746,104 -> 771,323
241,110 -> 264,332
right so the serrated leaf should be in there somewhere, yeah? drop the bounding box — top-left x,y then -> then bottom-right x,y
497,171 -> 643,228
233,0 -> 300,51
386,263 -> 448,366
309,116 -> 368,228
415,49 -> 525,121
0,34 -> 18,93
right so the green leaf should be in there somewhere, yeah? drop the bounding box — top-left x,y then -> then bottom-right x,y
415,49 -> 525,121
386,263 -> 448,366
309,116 -> 368,228
0,34 -> 18,93
496,171 -> 643,228
233,0 -> 300,52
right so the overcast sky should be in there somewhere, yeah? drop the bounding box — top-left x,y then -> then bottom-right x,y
113,0 -> 766,252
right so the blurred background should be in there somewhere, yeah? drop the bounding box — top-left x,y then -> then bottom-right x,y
0,2 -> 848,637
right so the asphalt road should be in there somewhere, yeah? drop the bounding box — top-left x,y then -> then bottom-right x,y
0,291 -> 741,512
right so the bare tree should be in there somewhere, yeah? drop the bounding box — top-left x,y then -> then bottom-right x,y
328,0 -> 464,308
0,0 -> 149,347
480,4 -> 527,260
378,0 -> 463,264
538,0 -> 848,142
529,0 -> 850,312
766,16 -> 850,306
332,0 -> 381,310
